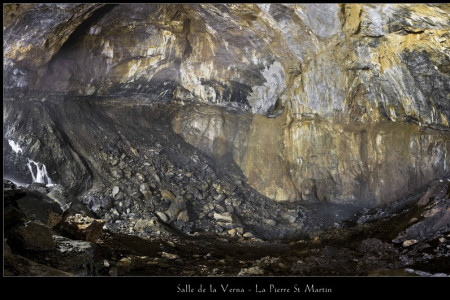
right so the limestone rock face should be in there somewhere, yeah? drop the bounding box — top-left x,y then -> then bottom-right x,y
3,4 -> 450,206
175,104 -> 449,205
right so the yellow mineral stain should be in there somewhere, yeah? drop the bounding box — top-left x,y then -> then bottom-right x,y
343,4 -> 362,35
441,114 -> 449,127
376,28 -> 447,74
5,42 -> 33,62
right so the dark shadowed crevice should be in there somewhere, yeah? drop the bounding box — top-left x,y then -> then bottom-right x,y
37,4 -> 119,91
57,4 -> 118,54
182,19 -> 193,58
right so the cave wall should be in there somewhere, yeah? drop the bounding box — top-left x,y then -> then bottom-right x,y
4,3 -> 450,206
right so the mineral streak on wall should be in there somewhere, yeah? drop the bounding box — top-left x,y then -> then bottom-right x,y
4,3 -> 450,206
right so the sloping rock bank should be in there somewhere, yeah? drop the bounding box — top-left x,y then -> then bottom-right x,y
4,98 -> 307,241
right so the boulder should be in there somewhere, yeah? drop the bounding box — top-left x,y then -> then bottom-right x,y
161,252 -> 180,260
227,228 -> 237,236
139,183 -> 152,200
111,168 -> 123,179
263,219 -> 277,226
13,221 -> 55,251
4,205 -> 28,230
112,186 -> 120,197
59,213 -> 105,242
133,219 -> 155,233
135,173 -> 145,183
46,184 -> 72,211
116,257 -> 132,275
213,212 -> 233,222
402,239 -> 419,247
165,195 -> 186,220
161,189 -> 176,201
156,211 -> 169,223
15,190 -> 63,228
243,232 -> 254,238
176,210 -> 190,222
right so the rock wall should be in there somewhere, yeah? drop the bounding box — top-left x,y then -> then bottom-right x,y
173,103 -> 450,205
4,4 -> 450,206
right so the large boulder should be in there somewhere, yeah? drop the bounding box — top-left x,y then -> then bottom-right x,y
58,213 -> 105,242
12,221 -> 55,251
15,190 -> 63,228
165,195 -> 187,220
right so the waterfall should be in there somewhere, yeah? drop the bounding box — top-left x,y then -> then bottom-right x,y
8,139 -> 23,154
27,158 -> 53,186
8,139 -> 55,186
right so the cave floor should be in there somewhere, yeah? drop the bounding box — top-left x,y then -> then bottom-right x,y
4,175 -> 450,277
92,197 -> 450,276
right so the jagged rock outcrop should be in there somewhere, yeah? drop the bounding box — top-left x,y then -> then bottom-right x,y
3,4 -> 450,210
